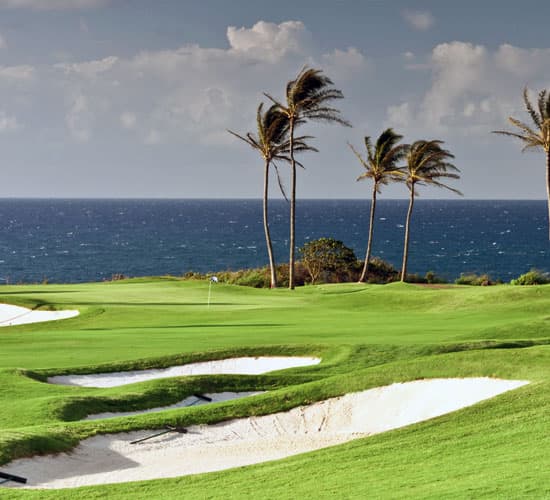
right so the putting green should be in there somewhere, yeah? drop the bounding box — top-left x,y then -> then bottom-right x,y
0,279 -> 549,498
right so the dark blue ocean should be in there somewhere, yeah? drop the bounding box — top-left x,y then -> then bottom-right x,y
0,199 -> 547,284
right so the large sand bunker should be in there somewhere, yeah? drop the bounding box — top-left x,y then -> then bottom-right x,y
48,356 -> 321,387
0,304 -> 79,327
85,391 -> 265,420
2,377 -> 528,489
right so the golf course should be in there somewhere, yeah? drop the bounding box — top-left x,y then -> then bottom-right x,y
1,278 -> 549,498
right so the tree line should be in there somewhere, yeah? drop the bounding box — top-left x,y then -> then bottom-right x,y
229,67 -> 550,289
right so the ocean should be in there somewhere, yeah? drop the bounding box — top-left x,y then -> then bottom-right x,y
0,199 -> 547,284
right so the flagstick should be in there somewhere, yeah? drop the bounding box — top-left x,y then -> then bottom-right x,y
207,280 -> 212,308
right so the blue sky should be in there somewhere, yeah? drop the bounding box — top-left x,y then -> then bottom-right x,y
1,0 -> 550,198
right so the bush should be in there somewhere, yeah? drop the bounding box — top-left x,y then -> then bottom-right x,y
299,238 -> 357,284
404,271 -> 448,284
364,257 -> 399,284
510,269 -> 550,286
455,273 -> 493,286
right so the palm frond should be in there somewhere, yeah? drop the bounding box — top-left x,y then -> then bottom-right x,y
271,162 -> 289,202
350,129 -> 408,187
508,117 -> 541,138
538,89 -> 550,122
404,139 -> 460,197
282,67 -> 350,127
524,87 -> 542,129
227,129 -> 257,149
348,142 -> 368,164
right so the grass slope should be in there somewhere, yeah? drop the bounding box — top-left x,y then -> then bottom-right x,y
0,279 -> 549,498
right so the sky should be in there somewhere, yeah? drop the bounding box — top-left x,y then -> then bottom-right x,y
1,0 -> 550,199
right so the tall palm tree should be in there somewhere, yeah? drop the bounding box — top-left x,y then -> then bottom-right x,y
493,87 -> 550,239
265,67 -> 351,289
399,140 -> 462,282
349,128 -> 408,282
228,103 -> 315,288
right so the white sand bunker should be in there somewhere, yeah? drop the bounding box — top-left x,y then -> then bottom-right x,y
48,356 -> 321,388
2,377 -> 527,489
85,392 -> 265,420
0,303 -> 79,327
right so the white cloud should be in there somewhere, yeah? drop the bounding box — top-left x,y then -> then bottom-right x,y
495,44 -> 550,77
0,0 -> 108,9
0,65 -> 34,80
120,112 -> 136,129
402,51 -> 415,60
144,129 -> 161,145
321,47 -> 367,80
227,20 -> 310,62
0,110 -> 20,132
385,41 -> 550,137
386,102 -> 412,128
66,94 -> 92,142
48,20 -> 322,145
402,10 -> 435,31
463,102 -> 476,117
55,56 -> 118,78
2,20 -> 363,149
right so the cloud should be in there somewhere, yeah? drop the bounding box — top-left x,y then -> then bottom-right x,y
0,64 -> 35,80
0,110 -> 20,132
66,94 -> 92,142
321,47 -> 367,80
0,34 -> 6,49
386,102 -> 412,129
55,56 -> 118,78
0,20 -> 362,151
226,20 -> 310,62
0,0 -> 108,9
402,10 -> 435,31
47,20 -> 329,145
385,41 -> 550,137
120,112 -> 137,129
144,129 -> 161,145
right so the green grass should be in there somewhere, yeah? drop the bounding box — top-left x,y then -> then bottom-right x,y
1,279 -> 549,498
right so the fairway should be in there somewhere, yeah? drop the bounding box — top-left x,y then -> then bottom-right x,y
1,279 -> 549,498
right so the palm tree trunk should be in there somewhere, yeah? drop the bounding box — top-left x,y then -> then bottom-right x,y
288,117 -> 296,290
358,184 -> 377,283
546,150 -> 550,240
401,186 -> 415,282
263,159 -> 277,288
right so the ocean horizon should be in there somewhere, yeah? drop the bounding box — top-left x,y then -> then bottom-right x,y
0,198 -> 547,284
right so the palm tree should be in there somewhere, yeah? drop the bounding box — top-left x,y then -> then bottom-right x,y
349,128 -> 408,283
265,67 -> 351,289
399,140 -> 462,282
228,103 -> 315,288
493,87 -> 550,239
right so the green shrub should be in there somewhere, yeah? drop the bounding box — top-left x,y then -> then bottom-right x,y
455,273 -> 493,286
233,269 -> 270,288
365,257 -> 399,284
404,271 -> 447,284
510,269 -> 550,286
299,238 -> 357,284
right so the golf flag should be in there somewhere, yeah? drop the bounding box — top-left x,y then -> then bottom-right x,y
210,276 -> 218,283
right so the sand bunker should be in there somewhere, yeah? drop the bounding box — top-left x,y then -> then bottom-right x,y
85,392 -> 265,420
0,304 -> 79,327
48,356 -> 321,388
2,377 -> 527,489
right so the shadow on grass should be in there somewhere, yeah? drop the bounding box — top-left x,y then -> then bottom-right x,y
81,323 -> 287,331
46,302 -> 250,307
0,290 -> 82,295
